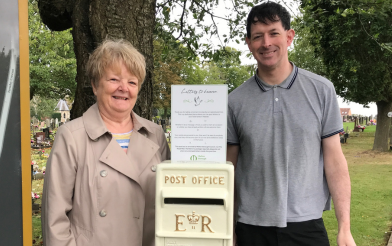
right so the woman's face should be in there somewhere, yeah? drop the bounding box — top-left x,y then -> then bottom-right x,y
93,62 -> 139,118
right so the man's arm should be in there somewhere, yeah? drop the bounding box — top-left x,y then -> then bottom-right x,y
322,134 -> 356,246
227,144 -> 239,169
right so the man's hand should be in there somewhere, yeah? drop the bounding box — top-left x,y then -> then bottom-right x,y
337,230 -> 356,246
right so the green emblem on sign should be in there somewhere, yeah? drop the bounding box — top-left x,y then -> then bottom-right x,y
190,155 -> 197,161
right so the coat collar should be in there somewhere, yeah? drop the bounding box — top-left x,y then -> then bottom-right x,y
83,103 -> 159,184
83,103 -> 154,141
97,133 -> 159,184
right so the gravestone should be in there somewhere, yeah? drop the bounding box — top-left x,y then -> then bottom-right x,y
36,132 -> 45,144
42,128 -> 50,139
45,119 -> 50,128
55,118 -> 59,128
33,172 -> 44,180
32,117 -> 39,128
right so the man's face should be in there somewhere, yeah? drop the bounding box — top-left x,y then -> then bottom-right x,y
246,19 -> 295,71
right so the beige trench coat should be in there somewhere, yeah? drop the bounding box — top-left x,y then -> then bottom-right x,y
42,104 -> 170,246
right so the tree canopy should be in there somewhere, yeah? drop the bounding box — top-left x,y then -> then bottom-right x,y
296,0 -> 392,151
29,0 -> 76,101
36,0 -> 265,119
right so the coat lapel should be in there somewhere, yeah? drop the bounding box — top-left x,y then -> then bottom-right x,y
99,138 -> 141,184
127,130 -> 159,174
84,104 -> 160,183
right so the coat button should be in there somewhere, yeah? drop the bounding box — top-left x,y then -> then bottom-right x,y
99,209 -> 107,217
100,170 -> 108,177
151,165 -> 157,172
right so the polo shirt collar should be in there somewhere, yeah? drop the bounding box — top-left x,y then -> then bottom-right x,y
254,62 -> 298,92
83,103 -> 154,141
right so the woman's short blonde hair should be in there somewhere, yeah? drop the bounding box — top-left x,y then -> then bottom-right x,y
86,39 -> 146,90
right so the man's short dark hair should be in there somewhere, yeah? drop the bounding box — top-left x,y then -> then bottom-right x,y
246,1 -> 291,38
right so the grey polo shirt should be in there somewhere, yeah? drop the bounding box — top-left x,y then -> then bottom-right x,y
227,64 -> 343,227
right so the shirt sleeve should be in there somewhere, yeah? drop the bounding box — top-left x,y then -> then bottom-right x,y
321,84 -> 344,139
42,125 -> 77,246
227,104 -> 240,145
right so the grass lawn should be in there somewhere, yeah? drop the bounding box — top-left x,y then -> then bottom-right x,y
31,148 -> 48,246
343,122 -> 377,133
323,131 -> 392,246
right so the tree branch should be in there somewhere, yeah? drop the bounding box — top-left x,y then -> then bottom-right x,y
176,0 -> 188,39
192,0 -> 230,21
279,0 -> 298,19
210,14 -> 224,47
358,14 -> 392,54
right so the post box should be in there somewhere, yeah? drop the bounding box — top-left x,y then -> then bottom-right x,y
155,161 -> 234,246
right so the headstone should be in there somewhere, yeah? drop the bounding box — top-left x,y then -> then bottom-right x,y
42,128 -> 50,139
33,118 -> 39,131
36,132 -> 45,144
45,119 -> 50,128
33,172 -> 44,180
55,118 -> 59,128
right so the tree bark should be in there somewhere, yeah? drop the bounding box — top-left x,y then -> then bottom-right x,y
38,0 -> 156,120
373,101 -> 392,151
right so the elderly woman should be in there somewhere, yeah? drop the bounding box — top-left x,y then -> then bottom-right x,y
42,39 -> 170,246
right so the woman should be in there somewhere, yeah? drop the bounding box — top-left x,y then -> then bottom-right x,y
42,39 -> 170,246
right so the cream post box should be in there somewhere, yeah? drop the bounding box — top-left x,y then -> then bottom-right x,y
155,161 -> 234,246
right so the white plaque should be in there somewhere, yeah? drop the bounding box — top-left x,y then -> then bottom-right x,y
388,112 -> 392,118
171,85 -> 227,162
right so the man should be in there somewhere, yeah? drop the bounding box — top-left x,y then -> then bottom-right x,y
227,2 -> 356,246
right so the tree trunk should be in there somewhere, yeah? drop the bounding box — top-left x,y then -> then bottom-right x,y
38,0 -> 156,120
69,0 -> 95,120
373,101 -> 392,151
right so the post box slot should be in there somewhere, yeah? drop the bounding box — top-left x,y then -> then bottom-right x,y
164,198 -> 224,205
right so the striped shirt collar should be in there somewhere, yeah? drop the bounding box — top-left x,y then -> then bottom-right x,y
254,62 -> 298,92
